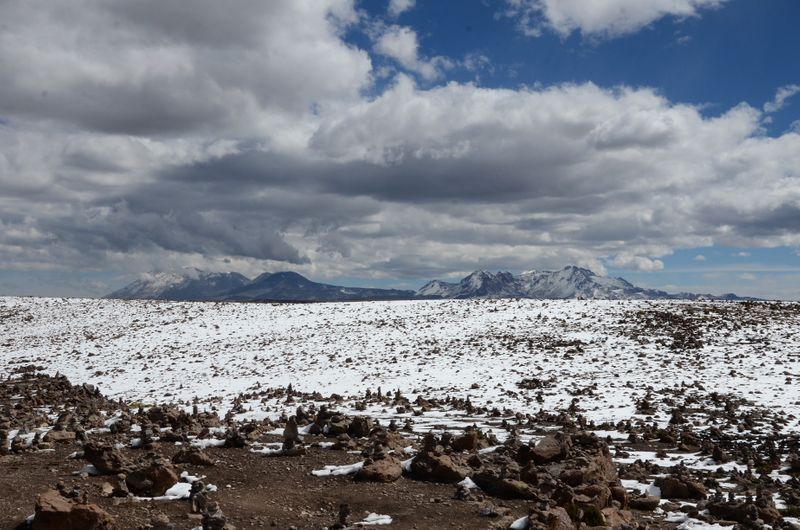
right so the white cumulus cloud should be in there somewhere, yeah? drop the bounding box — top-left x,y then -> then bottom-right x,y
388,0 -> 415,17
373,25 -> 452,81
764,84 -> 800,113
504,0 -> 728,39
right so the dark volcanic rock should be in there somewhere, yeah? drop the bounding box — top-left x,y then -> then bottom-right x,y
654,475 -> 707,500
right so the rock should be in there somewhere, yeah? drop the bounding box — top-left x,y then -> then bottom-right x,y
472,470 -> 538,499
327,415 -> 350,436
111,473 -> 129,497
451,431 -> 477,452
202,501 -> 235,530
190,482 -> 208,514
543,507 -> 573,530
654,476 -> 707,500
99,482 -> 114,498
126,458 -> 179,496
610,486 -> 628,508
83,442 -> 129,474
173,447 -> 215,466
223,428 -> 246,448
283,416 -> 300,443
629,495 -> 660,511
348,416 -> 373,438
356,456 -> 403,483
601,507 -> 634,528
32,489 -> 113,530
42,429 -> 76,443
149,513 -> 175,530
531,433 -> 571,464
573,484 -> 612,509
707,500 -> 780,524
409,452 -> 468,483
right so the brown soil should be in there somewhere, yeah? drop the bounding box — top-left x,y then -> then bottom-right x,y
1,440 -> 529,530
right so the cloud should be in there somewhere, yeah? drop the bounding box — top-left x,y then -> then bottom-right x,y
0,0 -> 371,136
611,253 -> 665,271
388,0 -> 415,17
503,0 -> 728,39
764,84 -> 800,114
693,254 -> 706,261
373,25 -> 453,81
2,0 -> 800,292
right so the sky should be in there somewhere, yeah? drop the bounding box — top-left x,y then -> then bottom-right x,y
0,0 -> 799,299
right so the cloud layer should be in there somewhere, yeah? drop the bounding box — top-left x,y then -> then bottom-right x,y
0,0 -> 799,290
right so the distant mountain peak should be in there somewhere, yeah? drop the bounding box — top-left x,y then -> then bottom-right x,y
106,269 -> 416,302
106,265 -> 755,302
415,266 -> 753,301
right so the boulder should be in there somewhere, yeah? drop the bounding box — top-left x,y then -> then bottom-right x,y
472,470 -> 538,499
544,507 -> 573,530
531,433 -> 571,464
32,490 -> 113,530
707,501 -> 780,524
173,447 -> 215,466
83,441 -> 130,474
451,432 -> 475,452
409,452 -> 468,483
43,430 -> 76,443
629,495 -> 660,511
356,456 -> 403,483
126,459 -> 179,497
655,476 -> 707,500
348,416 -> 373,438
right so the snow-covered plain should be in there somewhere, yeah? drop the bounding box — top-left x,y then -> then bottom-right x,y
1,296 -> 799,431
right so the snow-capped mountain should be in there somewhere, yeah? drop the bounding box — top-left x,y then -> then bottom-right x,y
221,271 -> 415,302
415,266 -> 750,300
104,268 -> 250,301
106,266 -> 752,302
105,270 -> 416,302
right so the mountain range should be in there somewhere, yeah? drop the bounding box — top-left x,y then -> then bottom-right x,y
105,266 -> 752,302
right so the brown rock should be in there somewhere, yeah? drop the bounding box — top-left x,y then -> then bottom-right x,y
601,507 -> 634,528
348,416 -> 373,438
451,431 -> 484,452
574,484 -> 612,509
356,456 -> 403,483
410,452 -> 468,483
472,470 -> 538,499
610,486 -> 628,508
655,476 -> 707,500
172,447 -> 215,467
707,501 -> 780,524
126,459 -> 179,497
532,433 -> 571,464
629,495 -> 660,511
83,441 -> 129,475
42,430 -> 76,443
544,507 -> 573,530
33,490 -> 113,530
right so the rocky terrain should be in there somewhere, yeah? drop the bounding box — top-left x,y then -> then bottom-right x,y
1,297 -> 799,529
